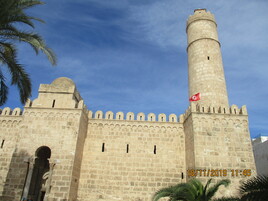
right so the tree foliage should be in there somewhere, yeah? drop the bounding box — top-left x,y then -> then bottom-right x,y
0,0 -> 56,106
152,176 -> 268,201
239,175 -> 268,201
152,178 -> 231,201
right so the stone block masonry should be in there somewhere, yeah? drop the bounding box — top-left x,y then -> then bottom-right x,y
78,118 -> 185,201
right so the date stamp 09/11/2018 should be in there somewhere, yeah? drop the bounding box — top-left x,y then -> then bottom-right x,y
187,169 -> 252,177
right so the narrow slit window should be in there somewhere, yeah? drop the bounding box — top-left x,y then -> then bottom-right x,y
52,100 -> 56,108
202,107 -> 205,112
1,140 -> 5,148
14,111 -> 17,115
207,56 -> 210,60
223,108 -> 226,113
154,145 -> 156,154
181,172 -> 184,179
126,144 -> 129,153
102,143 -> 105,152
98,114 -> 100,119
119,115 -> 121,120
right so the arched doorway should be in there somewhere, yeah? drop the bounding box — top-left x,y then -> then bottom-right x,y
28,146 -> 51,201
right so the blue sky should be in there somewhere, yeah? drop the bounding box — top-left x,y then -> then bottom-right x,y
2,0 -> 268,138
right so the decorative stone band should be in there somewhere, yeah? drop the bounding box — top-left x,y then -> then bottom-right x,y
186,37 -> 221,52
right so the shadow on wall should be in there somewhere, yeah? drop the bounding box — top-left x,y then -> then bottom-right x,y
1,148 -> 29,201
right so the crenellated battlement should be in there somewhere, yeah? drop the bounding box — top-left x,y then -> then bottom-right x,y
183,102 -> 248,121
0,106 -> 184,124
87,110 -> 184,123
0,107 -> 23,116
1,103 -> 248,123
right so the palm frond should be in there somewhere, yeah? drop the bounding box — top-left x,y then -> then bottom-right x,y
0,70 -> 8,106
0,44 -> 31,104
15,65 -> 31,104
204,179 -> 213,193
1,15 -> 35,28
206,179 -> 230,200
18,0 -> 45,8
152,185 -> 176,201
0,0 -> 53,105
1,31 -> 57,65
239,175 -> 268,201
173,183 -> 196,201
189,178 -> 204,198
0,24 -> 20,35
241,190 -> 268,201
240,175 -> 268,193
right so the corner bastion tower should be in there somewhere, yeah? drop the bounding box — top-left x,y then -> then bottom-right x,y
0,9 -> 256,201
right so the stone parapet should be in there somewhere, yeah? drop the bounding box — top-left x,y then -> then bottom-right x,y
88,110 -> 183,123
183,102 -> 248,122
0,107 -> 23,116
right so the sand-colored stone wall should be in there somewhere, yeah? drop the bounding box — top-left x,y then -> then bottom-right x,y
77,117 -> 185,201
184,103 -> 256,197
0,110 -> 23,201
68,110 -> 88,200
0,107 -> 87,201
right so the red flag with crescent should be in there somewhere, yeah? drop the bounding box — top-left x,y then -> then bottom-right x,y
189,93 -> 201,101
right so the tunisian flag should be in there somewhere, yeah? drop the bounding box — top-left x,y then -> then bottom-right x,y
189,93 -> 201,101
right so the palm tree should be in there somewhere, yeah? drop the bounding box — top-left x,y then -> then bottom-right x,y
152,178 -> 231,201
239,175 -> 268,201
0,0 -> 56,106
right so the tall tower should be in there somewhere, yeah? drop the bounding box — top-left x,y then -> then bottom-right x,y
184,9 -> 256,197
187,9 -> 229,107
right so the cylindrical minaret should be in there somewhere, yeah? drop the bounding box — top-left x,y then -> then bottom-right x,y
187,9 -> 229,107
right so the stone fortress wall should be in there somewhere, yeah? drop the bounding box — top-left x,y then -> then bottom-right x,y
0,9 -> 257,201
78,112 -> 185,201
184,103 -> 255,197
0,101 -> 255,200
